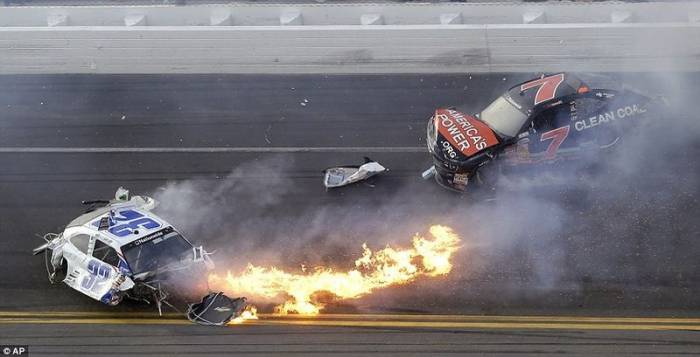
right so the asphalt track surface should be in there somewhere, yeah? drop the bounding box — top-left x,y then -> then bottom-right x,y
0,74 -> 698,355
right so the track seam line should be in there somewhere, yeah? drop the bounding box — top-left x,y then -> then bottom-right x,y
0,147 -> 426,153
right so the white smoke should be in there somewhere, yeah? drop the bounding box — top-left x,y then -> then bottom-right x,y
151,69 -> 699,313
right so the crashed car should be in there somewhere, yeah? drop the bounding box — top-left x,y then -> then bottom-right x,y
423,72 -> 666,192
33,187 -> 246,324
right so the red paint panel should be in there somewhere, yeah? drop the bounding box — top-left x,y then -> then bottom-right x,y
435,109 -> 499,157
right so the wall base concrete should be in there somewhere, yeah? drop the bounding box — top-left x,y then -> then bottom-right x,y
0,2 -> 697,74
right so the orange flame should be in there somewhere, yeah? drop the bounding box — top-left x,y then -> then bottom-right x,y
211,225 -> 461,315
229,305 -> 258,324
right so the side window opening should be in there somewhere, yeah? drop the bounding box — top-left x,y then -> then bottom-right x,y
69,234 -> 91,254
93,239 -> 121,267
574,96 -> 609,120
531,109 -> 553,133
532,104 -> 571,133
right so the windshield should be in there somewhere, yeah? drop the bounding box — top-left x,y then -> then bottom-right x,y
122,227 -> 194,275
479,96 -> 528,138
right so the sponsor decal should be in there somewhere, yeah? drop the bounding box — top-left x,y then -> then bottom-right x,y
595,91 -> 616,99
570,100 -> 578,122
503,137 -> 531,165
574,104 -> 647,131
435,109 -> 498,158
453,173 -> 469,186
121,226 -> 174,251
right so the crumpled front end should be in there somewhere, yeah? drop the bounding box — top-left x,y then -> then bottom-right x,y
427,108 -> 499,192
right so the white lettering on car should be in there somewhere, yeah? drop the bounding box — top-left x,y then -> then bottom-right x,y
446,109 -> 490,152
573,104 -> 647,131
436,109 -> 498,157
442,140 -> 457,159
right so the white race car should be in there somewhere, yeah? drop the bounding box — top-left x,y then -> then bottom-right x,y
33,187 -> 245,324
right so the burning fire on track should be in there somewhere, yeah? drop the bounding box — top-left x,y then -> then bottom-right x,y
210,225 -> 462,315
230,305 -> 259,324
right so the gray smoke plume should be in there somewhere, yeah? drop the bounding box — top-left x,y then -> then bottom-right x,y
150,70 -> 699,314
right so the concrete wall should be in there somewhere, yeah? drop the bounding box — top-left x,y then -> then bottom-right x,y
1,2 -> 697,26
0,2 -> 698,74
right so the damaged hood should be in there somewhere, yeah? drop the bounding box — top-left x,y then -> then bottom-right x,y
429,108 -> 499,162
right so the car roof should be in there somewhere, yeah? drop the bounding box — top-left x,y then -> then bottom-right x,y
68,203 -> 173,250
504,73 -> 582,112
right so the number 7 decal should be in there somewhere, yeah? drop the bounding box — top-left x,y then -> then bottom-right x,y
521,73 -> 565,105
540,125 -> 570,160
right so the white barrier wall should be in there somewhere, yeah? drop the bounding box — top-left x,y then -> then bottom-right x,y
1,2 -> 697,26
0,2 -> 698,74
